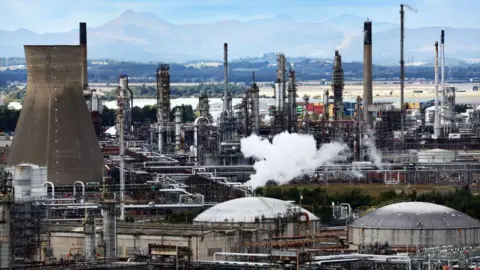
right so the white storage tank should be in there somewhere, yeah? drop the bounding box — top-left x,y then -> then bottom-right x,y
417,149 -> 454,163
425,106 -> 435,124
13,164 -> 47,201
349,202 -> 480,247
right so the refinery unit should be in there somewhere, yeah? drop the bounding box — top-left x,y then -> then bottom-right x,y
3,4 -> 480,270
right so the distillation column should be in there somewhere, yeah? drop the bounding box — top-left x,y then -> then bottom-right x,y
363,21 -> 373,128
250,73 -> 260,135
101,203 -> 117,261
273,53 -> 286,134
242,92 -> 250,137
332,50 -> 344,121
84,215 -> 96,261
117,75 -> 127,221
198,91 -> 210,119
175,108 -> 182,153
222,43 -> 231,115
303,95 -> 310,132
288,69 -> 297,132
0,171 -> 12,270
323,89 -> 330,121
156,64 -> 171,153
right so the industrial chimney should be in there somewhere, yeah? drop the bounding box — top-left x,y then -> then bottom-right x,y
79,22 -> 87,89
440,30 -> 445,121
434,41 -> 441,138
8,45 -> 104,185
363,21 -> 373,127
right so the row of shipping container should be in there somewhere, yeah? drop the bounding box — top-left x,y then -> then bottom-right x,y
296,102 -> 357,117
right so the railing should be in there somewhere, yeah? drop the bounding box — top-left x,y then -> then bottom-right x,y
355,198 -> 412,218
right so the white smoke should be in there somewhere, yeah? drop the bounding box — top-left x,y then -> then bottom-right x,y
336,34 -> 354,51
362,129 -> 383,168
241,132 -> 350,189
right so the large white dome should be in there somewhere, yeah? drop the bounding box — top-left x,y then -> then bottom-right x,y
194,197 -> 319,223
351,202 -> 480,230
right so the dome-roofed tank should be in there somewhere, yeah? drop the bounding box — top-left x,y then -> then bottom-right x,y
194,197 -> 318,223
349,202 -> 480,247
194,197 -> 321,236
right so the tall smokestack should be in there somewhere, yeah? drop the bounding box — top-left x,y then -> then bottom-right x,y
400,5 -> 405,140
440,30 -> 445,122
223,43 -> 230,114
363,21 -> 373,128
79,22 -> 87,89
434,41 -> 441,138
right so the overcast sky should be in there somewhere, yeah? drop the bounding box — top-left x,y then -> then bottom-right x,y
0,0 -> 476,33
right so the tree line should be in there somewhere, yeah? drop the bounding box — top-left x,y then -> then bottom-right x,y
0,105 -> 196,133
102,83 -> 253,100
255,185 -> 480,224
3,60 -> 480,87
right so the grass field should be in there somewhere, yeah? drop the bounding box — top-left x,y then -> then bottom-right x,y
284,184 -> 456,197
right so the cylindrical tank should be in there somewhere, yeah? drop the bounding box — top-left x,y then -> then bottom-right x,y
349,202 -> 480,247
30,166 -> 47,198
102,204 -> 117,260
84,216 -> 96,261
417,149 -> 454,163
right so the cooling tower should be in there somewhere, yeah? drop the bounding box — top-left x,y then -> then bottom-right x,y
8,45 -> 103,185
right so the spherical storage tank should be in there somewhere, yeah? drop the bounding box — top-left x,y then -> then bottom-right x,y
194,197 -> 321,236
349,202 -> 480,247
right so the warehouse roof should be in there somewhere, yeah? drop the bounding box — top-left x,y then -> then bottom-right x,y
351,202 -> 480,229
194,197 -> 318,223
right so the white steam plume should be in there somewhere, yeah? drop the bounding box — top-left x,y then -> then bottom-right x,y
362,129 -> 383,168
241,132 -> 350,189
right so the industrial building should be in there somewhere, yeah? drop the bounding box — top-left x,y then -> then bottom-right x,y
1,4 -> 480,268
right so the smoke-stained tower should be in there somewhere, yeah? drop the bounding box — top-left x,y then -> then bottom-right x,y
363,21 -> 373,127
332,50 -> 344,121
156,64 -> 170,153
79,22 -> 87,89
8,45 -> 103,185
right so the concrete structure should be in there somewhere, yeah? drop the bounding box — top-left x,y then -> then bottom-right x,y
349,202 -> 480,247
8,46 -> 103,185
48,198 -> 320,261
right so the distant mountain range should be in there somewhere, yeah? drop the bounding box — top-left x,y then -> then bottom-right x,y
1,10 -> 480,65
